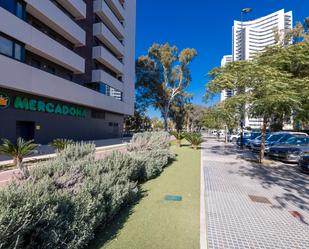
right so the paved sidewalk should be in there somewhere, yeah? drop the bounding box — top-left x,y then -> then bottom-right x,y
202,140 -> 309,249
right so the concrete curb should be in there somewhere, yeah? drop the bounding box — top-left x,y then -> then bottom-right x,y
200,143 -> 208,249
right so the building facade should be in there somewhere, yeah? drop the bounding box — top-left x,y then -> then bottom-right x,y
233,9 -> 292,61
220,55 -> 233,102
0,0 -> 136,144
220,9 -> 292,129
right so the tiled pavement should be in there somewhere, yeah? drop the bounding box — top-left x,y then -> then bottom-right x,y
202,140 -> 309,249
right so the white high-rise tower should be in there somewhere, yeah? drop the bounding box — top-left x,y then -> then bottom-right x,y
233,9 -> 292,62
220,55 -> 233,101
232,9 -> 293,129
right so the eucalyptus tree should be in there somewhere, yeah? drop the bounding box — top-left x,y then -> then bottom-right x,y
184,104 -> 206,132
136,43 -> 197,131
169,92 -> 192,132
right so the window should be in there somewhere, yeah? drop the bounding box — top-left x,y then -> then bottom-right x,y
46,65 -> 56,74
0,36 -> 13,57
63,73 -> 73,81
14,43 -> 23,60
0,34 -> 24,61
0,0 -> 25,20
15,0 -> 25,19
30,58 -> 41,69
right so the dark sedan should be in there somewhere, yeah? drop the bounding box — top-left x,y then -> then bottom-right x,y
250,132 -> 308,154
268,137 -> 309,163
237,132 -> 261,147
299,151 -> 309,173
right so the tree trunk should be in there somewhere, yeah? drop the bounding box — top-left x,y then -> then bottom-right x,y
224,125 -> 228,144
162,105 -> 169,132
259,116 -> 268,164
163,113 -> 168,131
16,157 -> 29,179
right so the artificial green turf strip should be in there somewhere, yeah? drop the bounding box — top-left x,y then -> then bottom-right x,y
88,145 -> 200,249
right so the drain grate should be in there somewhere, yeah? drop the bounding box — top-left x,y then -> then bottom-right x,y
248,195 -> 272,204
164,195 -> 182,201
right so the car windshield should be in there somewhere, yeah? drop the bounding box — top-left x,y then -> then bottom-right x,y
255,134 -> 270,141
250,133 -> 260,139
284,137 -> 309,145
243,133 -> 251,138
267,134 -> 285,142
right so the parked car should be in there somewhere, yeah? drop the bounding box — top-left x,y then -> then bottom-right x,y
237,132 -> 261,147
299,151 -> 309,173
248,133 -> 271,150
250,132 -> 308,154
268,136 -> 309,163
229,130 -> 252,143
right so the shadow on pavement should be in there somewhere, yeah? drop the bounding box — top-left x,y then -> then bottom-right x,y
206,142 -> 309,225
236,163 -> 309,213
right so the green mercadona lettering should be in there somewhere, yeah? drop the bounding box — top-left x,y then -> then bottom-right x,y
13,96 -> 87,118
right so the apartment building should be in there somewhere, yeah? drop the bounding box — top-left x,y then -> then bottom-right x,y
220,9 -> 292,129
0,0 -> 136,144
233,9 -> 292,61
220,55 -> 233,102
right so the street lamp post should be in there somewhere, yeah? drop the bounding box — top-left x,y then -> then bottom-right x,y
239,8 -> 252,148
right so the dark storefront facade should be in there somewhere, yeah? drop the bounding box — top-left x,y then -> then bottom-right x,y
0,88 -> 123,144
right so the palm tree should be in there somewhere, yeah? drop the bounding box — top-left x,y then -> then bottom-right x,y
185,133 -> 204,150
170,131 -> 185,147
0,138 -> 38,178
49,138 -> 74,152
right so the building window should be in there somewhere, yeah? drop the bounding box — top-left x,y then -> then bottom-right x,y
14,43 -> 23,60
85,82 -> 123,101
0,36 -> 13,57
15,0 -> 26,20
0,0 -> 26,20
0,34 -> 24,61
63,73 -> 73,81
30,58 -> 41,69
46,65 -> 56,74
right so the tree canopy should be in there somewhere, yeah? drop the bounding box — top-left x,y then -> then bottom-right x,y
136,43 -> 197,130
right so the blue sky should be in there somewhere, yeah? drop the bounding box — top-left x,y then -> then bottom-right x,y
135,0 -> 309,118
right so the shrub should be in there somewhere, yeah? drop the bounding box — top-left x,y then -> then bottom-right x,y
128,131 -> 175,180
185,133 -> 204,150
0,143 -> 136,249
127,131 -> 170,152
133,149 -> 175,180
0,132 -> 174,249
49,138 -> 74,152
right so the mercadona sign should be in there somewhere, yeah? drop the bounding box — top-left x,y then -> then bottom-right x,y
1,92 -> 87,118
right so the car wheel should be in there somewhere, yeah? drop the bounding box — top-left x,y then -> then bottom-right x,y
232,138 -> 237,143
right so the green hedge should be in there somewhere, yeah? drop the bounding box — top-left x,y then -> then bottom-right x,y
0,132 -> 174,249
